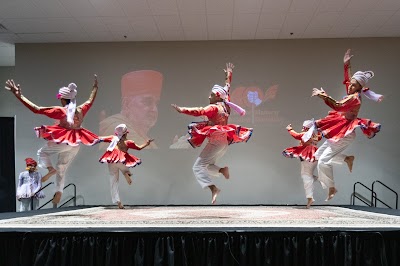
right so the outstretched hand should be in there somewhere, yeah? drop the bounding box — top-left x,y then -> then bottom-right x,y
224,62 -> 234,73
312,87 -> 327,97
5,79 -> 21,97
171,104 -> 182,113
286,124 -> 293,131
147,139 -> 155,145
343,49 -> 353,65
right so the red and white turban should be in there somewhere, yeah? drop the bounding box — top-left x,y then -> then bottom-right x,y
352,71 -> 374,87
352,71 -> 383,102
211,84 -> 246,116
301,119 -> 315,143
57,83 -> 78,124
107,124 -> 129,151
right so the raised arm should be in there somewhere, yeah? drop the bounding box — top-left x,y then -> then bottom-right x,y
81,75 -> 98,104
5,79 -> 64,118
343,49 -> 353,89
286,124 -> 304,140
224,62 -> 234,86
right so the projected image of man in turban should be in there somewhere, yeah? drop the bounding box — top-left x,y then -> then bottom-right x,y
99,70 -> 162,149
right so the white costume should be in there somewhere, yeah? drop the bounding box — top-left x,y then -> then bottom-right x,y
16,158 -> 45,211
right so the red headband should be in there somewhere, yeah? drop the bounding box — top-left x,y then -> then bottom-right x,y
25,158 -> 37,166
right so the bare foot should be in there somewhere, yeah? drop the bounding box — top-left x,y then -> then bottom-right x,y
124,172 -> 132,185
211,187 -> 221,204
219,167 -> 230,179
42,167 -> 57,182
306,198 -> 315,209
117,201 -> 125,209
325,187 -> 338,201
52,191 -> 62,204
344,155 -> 355,173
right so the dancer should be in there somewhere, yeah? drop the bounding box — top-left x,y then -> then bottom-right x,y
99,124 -> 153,209
171,63 -> 252,204
283,119 -> 322,208
312,49 -> 382,200
5,75 -> 100,204
16,158 -> 47,211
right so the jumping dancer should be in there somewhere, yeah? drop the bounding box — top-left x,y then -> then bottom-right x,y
312,49 -> 382,200
99,124 -> 153,209
5,75 -> 100,204
172,63 -> 252,204
283,119 -> 322,208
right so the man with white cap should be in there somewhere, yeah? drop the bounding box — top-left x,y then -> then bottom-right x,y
99,70 -> 162,149
172,63 -> 252,204
283,119 -> 322,208
99,123 -> 153,209
312,49 -> 382,201
5,75 -> 100,204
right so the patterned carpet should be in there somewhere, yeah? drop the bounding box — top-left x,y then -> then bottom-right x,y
1,206 -> 400,229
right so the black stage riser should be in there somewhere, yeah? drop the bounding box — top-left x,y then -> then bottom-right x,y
1,231 -> 399,266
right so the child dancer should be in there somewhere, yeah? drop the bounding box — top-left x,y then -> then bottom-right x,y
283,119 -> 322,208
312,49 -> 383,200
5,75 -> 100,204
172,63 -> 252,204
99,124 -> 153,209
16,158 -> 47,211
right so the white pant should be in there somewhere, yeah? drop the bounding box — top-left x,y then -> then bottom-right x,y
193,134 -> 229,189
300,160 -> 317,199
19,198 -> 39,212
315,132 -> 355,188
37,141 -> 80,192
108,163 -> 131,203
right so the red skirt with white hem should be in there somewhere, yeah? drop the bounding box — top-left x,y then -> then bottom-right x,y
282,145 -> 318,162
35,125 -> 100,146
99,149 -> 141,168
187,121 -> 253,148
315,111 -> 381,142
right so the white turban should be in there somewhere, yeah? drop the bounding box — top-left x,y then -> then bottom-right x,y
302,119 -> 314,128
352,71 -> 374,87
211,84 -> 246,116
212,84 -> 228,99
58,83 -> 78,125
301,118 -> 316,143
351,71 -> 383,102
107,124 -> 128,151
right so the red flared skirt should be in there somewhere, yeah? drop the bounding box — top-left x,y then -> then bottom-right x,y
35,125 -> 100,146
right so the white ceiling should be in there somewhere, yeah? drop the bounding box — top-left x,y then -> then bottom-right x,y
1,0 -> 400,66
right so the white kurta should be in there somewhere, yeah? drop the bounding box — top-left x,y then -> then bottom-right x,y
193,132 -> 229,188
37,141 -> 80,192
16,170 -> 45,211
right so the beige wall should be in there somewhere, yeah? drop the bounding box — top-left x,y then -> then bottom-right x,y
1,38 -> 399,206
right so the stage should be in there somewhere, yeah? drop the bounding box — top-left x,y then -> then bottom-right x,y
1,205 -> 400,265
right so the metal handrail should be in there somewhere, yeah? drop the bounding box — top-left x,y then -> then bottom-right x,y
58,183 -> 76,208
372,180 -> 398,209
37,182 -> 77,210
31,182 -> 54,210
352,182 -> 376,207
